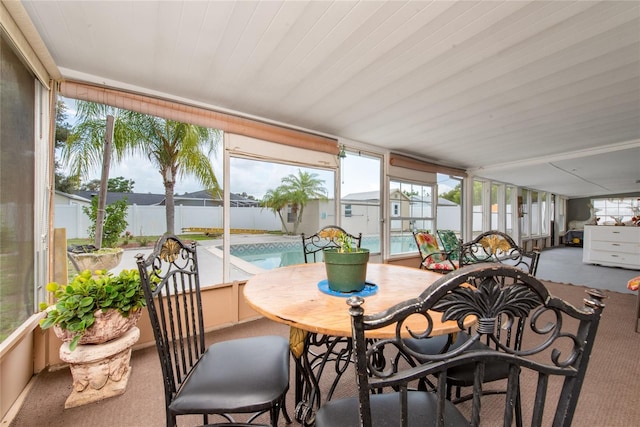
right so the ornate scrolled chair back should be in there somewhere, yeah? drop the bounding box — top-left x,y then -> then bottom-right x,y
315,263 -> 606,427
459,230 -> 540,275
136,235 -> 202,404
301,226 -> 362,263
137,234 -> 291,427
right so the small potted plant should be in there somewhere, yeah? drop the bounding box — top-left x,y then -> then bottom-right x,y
39,268 -> 146,351
323,231 -> 370,293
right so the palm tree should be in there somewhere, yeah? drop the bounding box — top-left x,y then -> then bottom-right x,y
279,170 -> 327,235
126,114 -> 221,233
261,187 -> 290,234
62,102 -> 138,179
61,101 -> 221,234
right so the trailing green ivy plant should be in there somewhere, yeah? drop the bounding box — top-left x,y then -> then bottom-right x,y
39,268 -> 146,351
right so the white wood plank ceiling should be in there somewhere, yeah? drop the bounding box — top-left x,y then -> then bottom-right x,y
19,0 -> 640,198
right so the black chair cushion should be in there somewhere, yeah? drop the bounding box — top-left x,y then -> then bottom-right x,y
405,332 -> 510,385
315,391 -> 468,427
446,357 -> 512,386
169,335 -> 290,414
403,330 -> 470,355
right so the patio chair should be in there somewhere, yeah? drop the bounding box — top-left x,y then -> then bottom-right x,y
459,230 -> 540,275
136,234 -> 290,427
315,263 -> 606,427
412,230 -> 458,273
436,229 -> 461,262
407,231 -> 539,426
296,225 -> 362,420
301,225 -> 362,263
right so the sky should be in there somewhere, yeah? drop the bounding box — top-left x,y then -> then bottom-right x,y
96,153 -> 456,199
90,150 -> 383,199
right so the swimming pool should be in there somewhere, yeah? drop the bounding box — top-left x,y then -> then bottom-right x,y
228,236 -> 416,270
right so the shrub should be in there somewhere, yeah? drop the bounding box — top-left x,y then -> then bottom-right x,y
83,197 -> 129,247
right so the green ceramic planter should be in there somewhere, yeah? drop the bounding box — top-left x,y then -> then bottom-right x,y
323,248 -> 370,293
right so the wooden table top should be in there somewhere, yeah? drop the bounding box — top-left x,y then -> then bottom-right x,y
244,263 -> 464,339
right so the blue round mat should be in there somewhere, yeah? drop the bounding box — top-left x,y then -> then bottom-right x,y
317,279 -> 378,297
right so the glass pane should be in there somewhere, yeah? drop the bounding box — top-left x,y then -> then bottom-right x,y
531,191 -> 539,235
228,157 -> 334,278
340,152 -> 381,255
506,186 -> 515,234
437,174 -> 462,239
540,192 -> 548,234
0,34 -> 36,343
491,183 -> 500,230
389,180 -> 434,256
592,197 -> 640,225
472,179 -> 484,237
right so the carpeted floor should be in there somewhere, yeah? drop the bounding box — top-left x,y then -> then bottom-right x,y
536,246 -> 638,294
8,250 -> 640,426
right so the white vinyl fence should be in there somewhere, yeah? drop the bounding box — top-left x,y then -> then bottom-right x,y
55,205 -> 282,239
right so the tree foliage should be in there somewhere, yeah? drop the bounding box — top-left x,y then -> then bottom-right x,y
440,183 -> 461,204
82,197 -> 129,248
62,100 -> 220,234
261,170 -> 327,235
80,176 -> 135,192
108,177 -> 135,192
54,100 -> 78,193
439,182 -> 485,205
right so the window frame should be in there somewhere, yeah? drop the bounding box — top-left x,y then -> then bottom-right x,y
387,178 -> 436,258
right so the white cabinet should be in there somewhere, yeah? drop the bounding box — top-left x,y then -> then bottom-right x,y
582,226 -> 640,270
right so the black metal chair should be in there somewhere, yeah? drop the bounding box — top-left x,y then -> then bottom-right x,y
405,231 -> 540,426
459,230 -> 540,275
294,225 -> 363,423
136,234 -> 290,427
315,263 -> 606,427
301,225 -> 362,263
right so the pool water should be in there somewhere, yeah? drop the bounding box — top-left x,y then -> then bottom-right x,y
228,236 -> 416,270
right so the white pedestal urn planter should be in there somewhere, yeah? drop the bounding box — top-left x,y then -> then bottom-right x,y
40,268 -> 146,408
68,247 -> 124,272
54,309 -> 142,408
59,326 -> 140,408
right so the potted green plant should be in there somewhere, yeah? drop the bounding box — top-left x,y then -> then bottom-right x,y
323,231 -> 370,293
39,268 -> 146,351
39,268 -> 148,407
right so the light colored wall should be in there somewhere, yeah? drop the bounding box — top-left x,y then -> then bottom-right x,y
55,205 -> 282,239
436,205 -> 461,231
341,203 -> 380,236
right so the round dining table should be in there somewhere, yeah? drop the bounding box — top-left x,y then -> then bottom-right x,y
244,262 -> 464,425
244,262 -> 463,339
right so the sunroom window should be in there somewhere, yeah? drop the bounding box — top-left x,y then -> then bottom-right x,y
592,197 -> 640,225
388,180 -> 435,256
